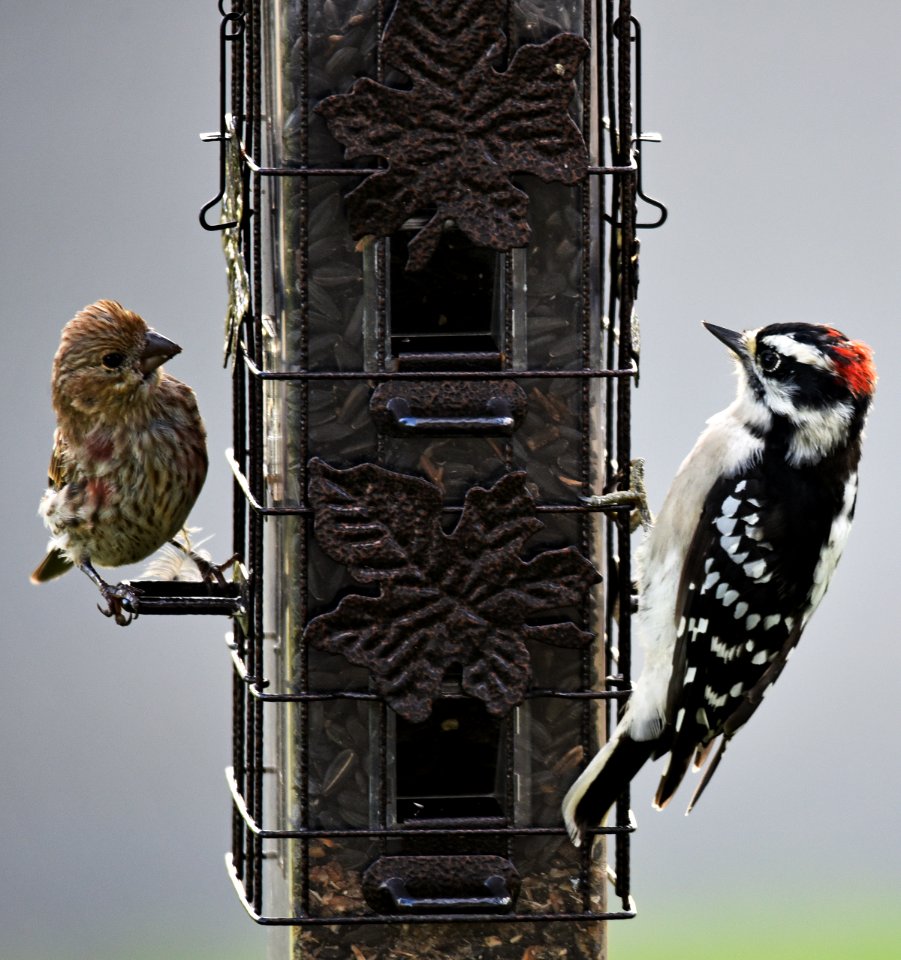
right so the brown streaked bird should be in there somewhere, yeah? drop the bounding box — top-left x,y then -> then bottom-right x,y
31,300 -> 208,624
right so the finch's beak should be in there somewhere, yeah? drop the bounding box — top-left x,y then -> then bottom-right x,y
704,323 -> 750,363
140,330 -> 182,376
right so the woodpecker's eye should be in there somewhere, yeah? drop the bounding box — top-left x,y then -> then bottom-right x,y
758,349 -> 781,374
101,352 -> 126,370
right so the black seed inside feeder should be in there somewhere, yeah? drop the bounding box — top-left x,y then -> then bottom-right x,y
202,0 -> 661,956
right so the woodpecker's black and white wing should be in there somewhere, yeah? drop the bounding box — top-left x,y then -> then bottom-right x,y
653,463 -> 849,811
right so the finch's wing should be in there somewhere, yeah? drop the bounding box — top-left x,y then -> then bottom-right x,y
31,430 -> 74,583
47,428 -> 69,489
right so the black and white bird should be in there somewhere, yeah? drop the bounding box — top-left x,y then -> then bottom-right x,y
563,321 -> 876,846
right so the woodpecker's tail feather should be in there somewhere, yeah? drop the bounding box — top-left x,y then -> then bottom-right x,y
652,746 -> 693,811
653,735 -> 729,814
562,722 -> 655,846
685,738 -> 729,814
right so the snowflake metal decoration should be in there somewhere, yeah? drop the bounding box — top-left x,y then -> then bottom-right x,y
304,458 -> 600,723
316,0 -> 589,271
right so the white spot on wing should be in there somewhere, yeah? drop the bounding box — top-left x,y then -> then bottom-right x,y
721,535 -> 742,554
721,496 -> 741,518
711,636 -> 740,661
704,685 -> 728,708
743,558 -> 768,580
702,570 -> 720,591
716,516 -> 737,536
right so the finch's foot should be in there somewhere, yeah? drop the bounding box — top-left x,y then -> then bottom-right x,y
79,559 -> 140,626
193,552 -> 239,586
167,539 -> 238,586
97,582 -> 141,626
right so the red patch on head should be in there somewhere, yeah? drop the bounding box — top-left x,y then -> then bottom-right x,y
827,332 -> 877,397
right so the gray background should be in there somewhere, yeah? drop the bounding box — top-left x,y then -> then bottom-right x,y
1,2 -> 897,959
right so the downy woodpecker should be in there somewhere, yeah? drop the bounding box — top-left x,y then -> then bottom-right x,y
563,321 -> 876,845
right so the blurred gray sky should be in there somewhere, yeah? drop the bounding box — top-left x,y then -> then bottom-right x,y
1,3 -> 898,960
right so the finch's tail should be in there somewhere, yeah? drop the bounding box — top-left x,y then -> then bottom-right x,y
561,719 -> 655,846
30,548 -> 73,584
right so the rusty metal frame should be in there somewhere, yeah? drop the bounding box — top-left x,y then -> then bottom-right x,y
201,0 -> 661,929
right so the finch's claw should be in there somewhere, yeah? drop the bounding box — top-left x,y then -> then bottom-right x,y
193,552 -> 238,586
96,582 -> 140,626
79,560 -> 141,625
167,538 -> 238,585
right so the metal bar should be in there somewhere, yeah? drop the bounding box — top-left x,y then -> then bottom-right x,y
227,855 -> 636,925
227,454 -> 637,522
128,597 -> 243,616
225,769 -> 634,840
613,0 -> 637,911
249,0 -> 265,918
296,0 -> 313,918
242,353 -> 637,380
235,149 -> 636,179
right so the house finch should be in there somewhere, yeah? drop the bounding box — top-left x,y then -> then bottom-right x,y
30,300 -> 208,624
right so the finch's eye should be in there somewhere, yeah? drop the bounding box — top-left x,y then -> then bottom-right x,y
759,349 -> 781,374
101,352 -> 126,370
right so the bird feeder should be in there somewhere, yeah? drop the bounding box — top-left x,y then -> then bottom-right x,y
200,0 -> 664,956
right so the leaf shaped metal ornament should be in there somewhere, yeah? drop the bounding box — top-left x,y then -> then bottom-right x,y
316,0 -> 589,270
304,459 -> 601,722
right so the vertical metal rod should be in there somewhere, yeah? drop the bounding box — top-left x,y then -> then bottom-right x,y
614,0 -> 637,909
577,0 -> 596,914
298,0 -> 312,919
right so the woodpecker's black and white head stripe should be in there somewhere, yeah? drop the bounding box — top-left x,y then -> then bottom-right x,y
709,322 -> 874,465
562,321 -> 875,846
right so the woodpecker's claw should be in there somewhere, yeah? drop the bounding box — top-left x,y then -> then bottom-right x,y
582,458 -> 653,531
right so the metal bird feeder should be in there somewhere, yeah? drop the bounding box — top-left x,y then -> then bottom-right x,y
200,0 -> 665,956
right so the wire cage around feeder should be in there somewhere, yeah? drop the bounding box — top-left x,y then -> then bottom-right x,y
200,0 -> 665,956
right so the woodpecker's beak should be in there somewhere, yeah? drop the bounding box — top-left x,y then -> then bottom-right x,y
140,330 -> 182,375
704,323 -> 750,362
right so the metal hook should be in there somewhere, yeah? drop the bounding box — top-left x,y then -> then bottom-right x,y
628,16 -> 668,230
199,4 -> 246,232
